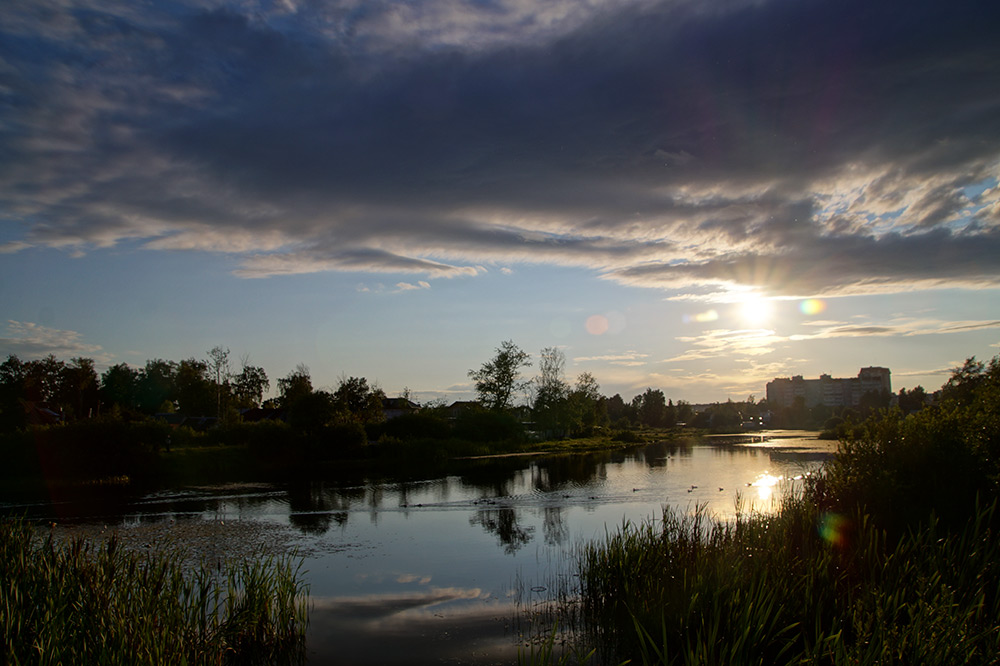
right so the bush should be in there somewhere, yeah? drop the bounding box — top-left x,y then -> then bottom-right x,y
377,412 -> 452,441
452,409 -> 525,443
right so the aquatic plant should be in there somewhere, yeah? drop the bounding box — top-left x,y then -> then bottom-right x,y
0,519 -> 309,665
561,497 -> 1000,665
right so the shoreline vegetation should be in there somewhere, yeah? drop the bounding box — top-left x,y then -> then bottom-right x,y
525,355 -> 1000,665
2,352 -> 998,664
1,518 -> 309,665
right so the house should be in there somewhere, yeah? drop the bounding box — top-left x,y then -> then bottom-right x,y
445,401 -> 480,420
381,398 -> 421,420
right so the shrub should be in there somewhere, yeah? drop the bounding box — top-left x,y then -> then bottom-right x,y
453,410 -> 525,443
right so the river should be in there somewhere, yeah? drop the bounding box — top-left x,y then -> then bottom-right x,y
2,430 -> 836,665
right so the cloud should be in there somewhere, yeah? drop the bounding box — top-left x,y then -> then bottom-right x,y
789,318 -> 1000,341
0,321 -> 110,362
666,329 -> 782,362
1,0 -> 999,298
573,351 -> 650,366
394,281 -> 431,292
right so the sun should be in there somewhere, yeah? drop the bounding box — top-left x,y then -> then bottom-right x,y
737,295 -> 774,327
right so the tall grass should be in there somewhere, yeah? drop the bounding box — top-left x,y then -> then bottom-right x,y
563,496 -> 1000,665
1,519 -> 309,665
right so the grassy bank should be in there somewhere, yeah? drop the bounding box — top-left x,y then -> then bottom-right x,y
558,497 -> 1000,665
1,519 -> 309,665
528,356 -> 1000,665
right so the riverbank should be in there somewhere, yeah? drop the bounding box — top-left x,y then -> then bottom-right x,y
1,518 -> 310,665
0,419 -> 696,491
529,360 -> 1000,665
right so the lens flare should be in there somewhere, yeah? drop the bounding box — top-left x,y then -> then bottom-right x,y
682,309 -> 719,324
819,513 -> 852,549
585,314 -> 609,335
799,299 -> 826,316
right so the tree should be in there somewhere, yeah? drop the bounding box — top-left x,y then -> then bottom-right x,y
941,357 -> 987,406
136,359 -> 177,414
233,359 -> 269,410
0,355 -> 27,431
277,364 -> 313,408
898,386 -> 928,414
568,372 -> 605,434
100,363 -> 140,412
533,347 -> 570,435
634,388 -> 668,427
469,340 -> 531,412
206,346 -> 232,418
175,358 -> 215,416
605,393 -> 635,426
58,357 -> 99,419
333,376 -> 385,425
23,355 -> 65,404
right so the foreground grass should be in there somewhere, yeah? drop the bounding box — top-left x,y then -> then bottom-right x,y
527,497 -> 1000,665
1,519 -> 309,665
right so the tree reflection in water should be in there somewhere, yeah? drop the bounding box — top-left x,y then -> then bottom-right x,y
470,507 -> 534,554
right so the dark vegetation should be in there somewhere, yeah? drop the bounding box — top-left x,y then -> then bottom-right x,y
1,519 -> 309,665
0,341 -> 707,485
535,355 -> 1000,665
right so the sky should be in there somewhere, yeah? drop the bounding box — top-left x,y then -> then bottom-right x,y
1,0 -> 999,405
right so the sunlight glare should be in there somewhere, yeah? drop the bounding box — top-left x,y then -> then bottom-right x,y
750,472 -> 782,501
738,296 -> 774,327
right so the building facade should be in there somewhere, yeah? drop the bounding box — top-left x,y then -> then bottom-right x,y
766,367 -> 891,408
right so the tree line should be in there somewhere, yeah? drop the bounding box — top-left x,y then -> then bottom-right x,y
0,340 -> 704,438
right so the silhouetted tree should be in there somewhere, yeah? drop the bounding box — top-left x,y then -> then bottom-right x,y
940,357 -> 988,406
278,364 -> 313,408
206,346 -> 232,418
58,357 -> 99,419
567,372 -> 605,434
533,347 -> 570,435
469,340 -> 531,412
605,393 -> 635,426
23,355 -> 64,404
136,359 -> 177,413
897,386 -> 928,414
634,388 -> 668,427
0,355 -> 27,431
333,376 -> 385,425
287,390 -> 336,433
100,363 -> 140,413
175,358 -> 215,416
233,359 -> 269,410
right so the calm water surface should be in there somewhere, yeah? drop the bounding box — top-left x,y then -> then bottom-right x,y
4,431 -> 835,665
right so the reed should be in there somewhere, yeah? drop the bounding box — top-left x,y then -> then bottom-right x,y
558,496 -> 1000,665
0,519 -> 309,665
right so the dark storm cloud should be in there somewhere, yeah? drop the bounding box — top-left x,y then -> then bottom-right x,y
1,0 -> 999,297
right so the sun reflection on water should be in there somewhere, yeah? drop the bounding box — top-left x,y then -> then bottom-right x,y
749,472 -> 783,501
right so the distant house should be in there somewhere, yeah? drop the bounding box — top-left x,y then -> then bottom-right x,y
21,400 -> 61,426
240,407 -> 286,423
381,398 -> 421,420
445,401 -> 480,419
155,413 -> 219,431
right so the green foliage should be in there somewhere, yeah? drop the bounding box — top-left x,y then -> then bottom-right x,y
469,340 -> 532,412
453,408 -> 526,443
277,364 -> 313,408
377,411 -> 452,441
1,519 -> 309,665
567,499 -> 1000,666
0,419 -> 168,481
333,376 -> 385,425
531,353 -> 1000,666
811,354 -> 1000,532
